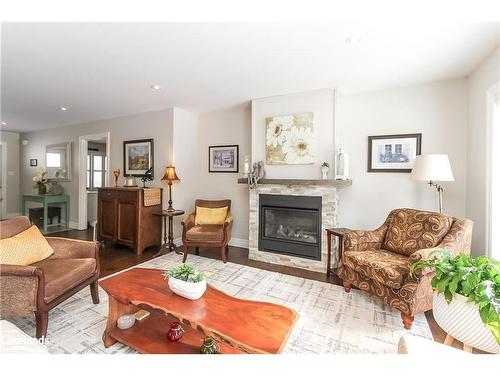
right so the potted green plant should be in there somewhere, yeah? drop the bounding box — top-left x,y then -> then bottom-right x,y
411,250 -> 500,353
321,162 -> 330,180
162,264 -> 209,300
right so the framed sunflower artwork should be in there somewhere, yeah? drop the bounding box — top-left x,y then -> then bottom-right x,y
265,112 -> 314,165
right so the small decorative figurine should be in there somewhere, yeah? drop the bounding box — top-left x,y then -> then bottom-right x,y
166,322 -> 185,342
113,169 -> 120,187
247,161 -> 265,189
200,336 -> 219,354
140,166 -> 154,188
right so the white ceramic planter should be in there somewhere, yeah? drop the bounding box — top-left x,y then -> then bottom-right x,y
168,277 -> 207,300
433,291 -> 500,353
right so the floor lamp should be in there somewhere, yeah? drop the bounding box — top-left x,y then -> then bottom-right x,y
410,154 -> 454,213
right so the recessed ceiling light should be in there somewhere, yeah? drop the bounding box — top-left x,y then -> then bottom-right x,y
59,106 -> 68,111
345,36 -> 362,45
151,84 -> 162,90
1,121 -> 6,126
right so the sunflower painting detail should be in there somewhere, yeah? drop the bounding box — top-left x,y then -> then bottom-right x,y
265,112 -> 314,165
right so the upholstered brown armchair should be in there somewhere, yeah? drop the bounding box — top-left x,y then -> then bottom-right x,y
0,216 -> 100,338
181,199 -> 233,263
337,208 -> 473,329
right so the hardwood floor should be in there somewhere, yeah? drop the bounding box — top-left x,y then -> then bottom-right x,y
50,227 -> 481,353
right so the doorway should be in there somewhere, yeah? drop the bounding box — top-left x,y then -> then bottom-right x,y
78,132 -> 110,230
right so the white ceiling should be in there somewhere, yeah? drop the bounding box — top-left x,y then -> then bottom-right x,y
1,22 -> 499,132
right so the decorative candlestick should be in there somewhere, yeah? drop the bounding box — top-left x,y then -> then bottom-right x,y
113,169 -> 120,187
243,155 -> 250,178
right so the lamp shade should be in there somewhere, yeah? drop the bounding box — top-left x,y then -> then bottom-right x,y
161,165 -> 180,182
410,154 -> 454,182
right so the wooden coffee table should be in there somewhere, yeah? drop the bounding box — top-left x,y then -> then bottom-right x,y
99,268 -> 299,354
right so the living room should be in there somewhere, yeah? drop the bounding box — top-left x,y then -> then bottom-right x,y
0,0 -> 499,372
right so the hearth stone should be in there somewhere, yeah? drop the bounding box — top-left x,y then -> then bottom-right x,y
249,184 -> 338,273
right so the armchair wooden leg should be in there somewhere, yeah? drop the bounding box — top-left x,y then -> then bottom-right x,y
401,312 -> 414,330
182,245 -> 189,263
342,280 -> 352,293
35,311 -> 48,339
221,245 -> 228,263
90,280 -> 100,304
195,247 -> 199,255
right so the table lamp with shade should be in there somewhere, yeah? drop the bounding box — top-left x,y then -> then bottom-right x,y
410,154 -> 454,213
161,165 -> 180,211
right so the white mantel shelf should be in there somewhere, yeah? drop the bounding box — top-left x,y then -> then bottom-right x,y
237,178 -> 352,187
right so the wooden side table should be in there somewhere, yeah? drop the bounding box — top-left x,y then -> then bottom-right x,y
325,227 -> 350,277
154,210 -> 185,257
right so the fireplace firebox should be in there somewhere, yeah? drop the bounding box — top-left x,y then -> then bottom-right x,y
259,194 -> 322,260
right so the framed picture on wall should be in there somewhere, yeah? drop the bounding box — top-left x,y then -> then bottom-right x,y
123,138 -> 154,177
208,145 -> 239,173
29,159 -> 38,167
367,133 -> 422,173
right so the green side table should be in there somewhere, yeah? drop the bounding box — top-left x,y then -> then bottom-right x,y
21,194 -> 70,233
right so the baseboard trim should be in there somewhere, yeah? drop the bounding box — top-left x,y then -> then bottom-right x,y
172,237 -> 249,249
4,212 -> 21,218
229,237 -> 249,249
69,221 -> 82,230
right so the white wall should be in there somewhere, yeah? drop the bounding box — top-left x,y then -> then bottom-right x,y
338,79 -> 468,229
171,108 -> 200,238
20,109 -> 174,225
196,104 -> 251,242
466,46 -> 500,257
0,131 -> 20,216
251,89 -> 335,179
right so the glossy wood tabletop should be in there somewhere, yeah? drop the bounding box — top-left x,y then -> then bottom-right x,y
99,267 -> 299,354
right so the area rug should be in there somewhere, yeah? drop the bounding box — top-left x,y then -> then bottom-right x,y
7,253 -> 433,354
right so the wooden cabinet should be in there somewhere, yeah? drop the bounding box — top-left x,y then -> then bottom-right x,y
97,187 -> 162,255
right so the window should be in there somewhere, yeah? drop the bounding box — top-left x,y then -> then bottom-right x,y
46,152 -> 61,167
87,151 -> 107,190
395,144 -> 402,154
385,144 -> 392,153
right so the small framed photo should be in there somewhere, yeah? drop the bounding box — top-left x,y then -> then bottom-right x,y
30,159 -> 38,167
123,139 -> 154,177
368,133 -> 422,173
209,145 -> 239,173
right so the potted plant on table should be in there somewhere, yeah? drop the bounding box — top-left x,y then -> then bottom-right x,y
411,250 -> 500,353
33,168 -> 48,195
162,264 -> 209,300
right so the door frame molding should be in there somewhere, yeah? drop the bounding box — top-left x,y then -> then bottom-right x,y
78,132 -> 111,230
0,141 -> 7,219
485,81 -> 500,259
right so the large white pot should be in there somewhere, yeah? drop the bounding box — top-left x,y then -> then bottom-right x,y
168,277 -> 207,300
433,291 -> 500,353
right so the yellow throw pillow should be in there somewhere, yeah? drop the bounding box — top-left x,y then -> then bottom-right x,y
0,225 -> 54,265
195,206 -> 228,225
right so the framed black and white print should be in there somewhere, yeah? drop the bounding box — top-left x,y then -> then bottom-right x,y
30,159 -> 38,167
368,133 -> 422,173
123,138 -> 154,177
209,145 -> 239,173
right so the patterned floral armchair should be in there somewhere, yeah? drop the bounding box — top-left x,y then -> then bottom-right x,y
337,208 -> 473,329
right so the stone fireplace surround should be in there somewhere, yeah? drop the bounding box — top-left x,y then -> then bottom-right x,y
248,181 -> 344,273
